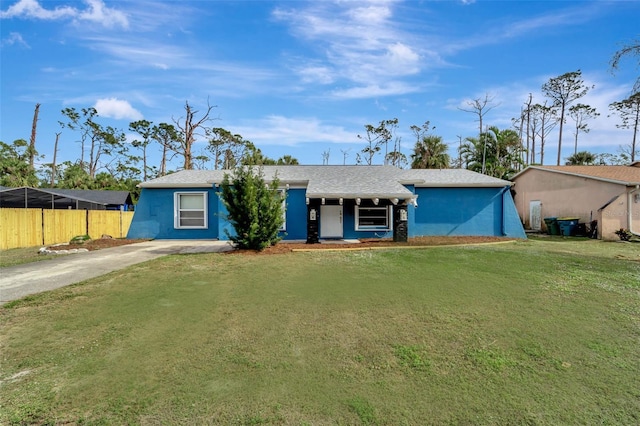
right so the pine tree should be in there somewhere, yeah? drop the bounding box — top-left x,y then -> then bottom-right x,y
220,166 -> 284,251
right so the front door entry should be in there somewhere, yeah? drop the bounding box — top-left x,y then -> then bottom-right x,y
320,205 -> 343,238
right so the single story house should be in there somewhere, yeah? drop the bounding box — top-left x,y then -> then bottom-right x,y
511,163 -> 640,240
0,186 -> 134,210
127,165 -> 525,242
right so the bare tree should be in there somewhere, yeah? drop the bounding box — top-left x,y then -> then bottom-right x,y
458,94 -> 498,173
322,148 -> 330,165
523,94 -> 533,165
50,131 -> 61,187
568,104 -> 599,156
29,103 -> 40,170
541,70 -> 592,165
609,92 -> 640,162
530,103 -> 557,165
173,100 -> 217,170
610,38 -> 640,94
357,118 -> 398,165
340,148 -> 351,165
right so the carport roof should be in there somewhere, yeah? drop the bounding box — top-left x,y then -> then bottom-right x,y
0,187 -> 132,208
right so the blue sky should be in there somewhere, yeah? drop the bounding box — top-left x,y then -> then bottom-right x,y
1,0 -> 639,171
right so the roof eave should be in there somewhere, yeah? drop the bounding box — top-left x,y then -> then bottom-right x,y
414,182 -> 512,188
519,166 -> 638,186
139,183 -> 213,189
306,192 -> 416,200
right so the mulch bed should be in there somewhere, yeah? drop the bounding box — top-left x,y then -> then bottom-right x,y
229,236 -> 517,255
45,236 -> 516,254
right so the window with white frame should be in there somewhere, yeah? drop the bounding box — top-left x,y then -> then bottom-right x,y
174,192 -> 208,229
355,205 -> 392,231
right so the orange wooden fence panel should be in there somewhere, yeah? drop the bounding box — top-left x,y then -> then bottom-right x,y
43,210 -> 87,246
88,210 -> 134,238
1,209 -> 136,249
0,208 -> 43,250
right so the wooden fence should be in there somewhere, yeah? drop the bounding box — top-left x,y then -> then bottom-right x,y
0,208 -> 135,250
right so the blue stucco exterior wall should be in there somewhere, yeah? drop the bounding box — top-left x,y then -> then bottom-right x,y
127,187 -> 219,240
283,189 -> 307,240
128,184 -> 525,241
501,189 -> 527,238
410,187 -> 525,238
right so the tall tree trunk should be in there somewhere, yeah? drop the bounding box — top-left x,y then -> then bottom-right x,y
29,103 -> 40,169
51,132 -> 60,187
525,94 -> 532,165
142,144 -> 148,181
160,143 -> 168,176
557,102 -> 566,165
632,106 -> 639,162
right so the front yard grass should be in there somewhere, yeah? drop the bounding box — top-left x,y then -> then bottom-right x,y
1,239 -> 639,424
0,246 -> 61,268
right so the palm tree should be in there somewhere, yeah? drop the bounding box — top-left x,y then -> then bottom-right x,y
276,155 -> 299,165
460,126 -> 523,179
565,151 -> 596,165
411,135 -> 450,169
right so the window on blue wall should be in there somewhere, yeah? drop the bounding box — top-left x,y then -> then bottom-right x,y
355,206 -> 392,231
174,192 -> 208,229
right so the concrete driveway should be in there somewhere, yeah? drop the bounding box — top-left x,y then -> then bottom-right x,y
0,240 -> 233,304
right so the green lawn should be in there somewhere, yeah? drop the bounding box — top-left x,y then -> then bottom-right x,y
1,239 -> 639,425
0,246 -> 64,268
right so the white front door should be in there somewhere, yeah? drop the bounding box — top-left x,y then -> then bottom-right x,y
320,205 -> 343,238
529,200 -> 542,231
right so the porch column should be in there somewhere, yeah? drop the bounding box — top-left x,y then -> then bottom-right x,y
306,199 -> 320,244
393,204 -> 408,242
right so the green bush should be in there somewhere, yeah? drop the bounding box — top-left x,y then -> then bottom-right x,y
220,166 -> 284,251
614,228 -> 633,241
70,234 -> 91,244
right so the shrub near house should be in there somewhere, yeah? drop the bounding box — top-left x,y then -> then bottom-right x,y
220,166 -> 284,250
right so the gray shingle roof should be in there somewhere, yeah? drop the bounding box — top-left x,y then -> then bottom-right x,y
400,168 -> 513,187
140,166 -> 511,198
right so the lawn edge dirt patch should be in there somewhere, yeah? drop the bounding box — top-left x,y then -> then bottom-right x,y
228,236 -> 520,255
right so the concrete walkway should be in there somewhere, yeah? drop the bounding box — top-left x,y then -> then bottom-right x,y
0,240 -> 233,304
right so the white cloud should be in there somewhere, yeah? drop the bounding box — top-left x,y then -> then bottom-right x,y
273,1 -> 427,97
76,0 -> 128,29
385,42 -> 420,74
297,65 -> 335,85
447,3 -> 603,54
1,32 -> 29,48
332,82 -> 420,99
233,115 -> 357,147
0,0 -> 75,20
94,98 -> 143,121
0,0 -> 128,28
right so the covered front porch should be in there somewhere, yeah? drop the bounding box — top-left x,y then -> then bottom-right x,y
303,194 -> 417,244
